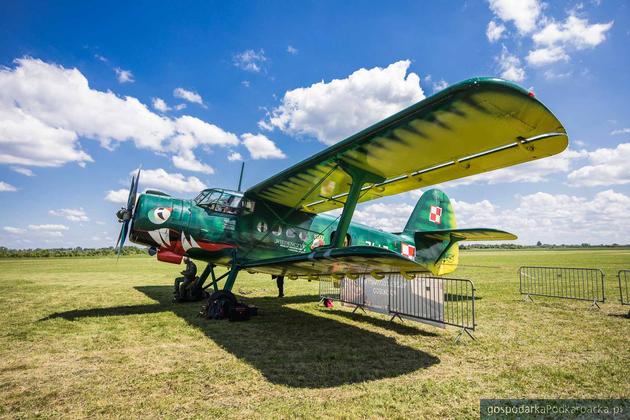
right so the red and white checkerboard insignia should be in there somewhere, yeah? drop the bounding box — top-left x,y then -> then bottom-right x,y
401,243 -> 416,259
429,205 -> 442,224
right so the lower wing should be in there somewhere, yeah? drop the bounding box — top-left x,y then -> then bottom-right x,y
241,246 -> 427,278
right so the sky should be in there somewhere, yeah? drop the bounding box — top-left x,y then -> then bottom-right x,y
0,0 -> 629,248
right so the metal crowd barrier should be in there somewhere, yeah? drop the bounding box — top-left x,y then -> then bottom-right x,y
518,266 -> 605,308
318,276 -> 340,301
619,270 -> 630,306
340,276 -> 365,308
319,273 -> 476,340
389,274 -> 475,338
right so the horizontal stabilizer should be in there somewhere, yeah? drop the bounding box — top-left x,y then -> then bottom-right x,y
415,228 -> 517,242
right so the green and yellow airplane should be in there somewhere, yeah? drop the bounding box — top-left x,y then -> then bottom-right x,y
115,78 -> 568,301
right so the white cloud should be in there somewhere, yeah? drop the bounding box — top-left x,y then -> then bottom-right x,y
488,0 -> 542,34
241,80 -> 250,88
241,133 -> 286,160
532,15 -> 613,50
114,67 -> 134,83
0,57 -> 243,174
10,166 -> 34,176
0,57 -> 173,166
0,181 -> 17,192
543,69 -> 573,80
28,224 -> 69,231
152,97 -> 171,112
3,226 -> 25,234
287,45 -> 298,55
353,202 -> 415,232
135,168 -> 207,193
171,152 -> 215,174
49,208 -> 89,222
522,14 -> 614,68
442,149 -> 586,187
496,46 -> 526,82
486,3 -> 613,71
233,49 -> 267,73
173,88 -> 204,105
526,46 -> 570,66
174,103 -> 187,111
106,169 -> 207,202
228,152 -> 243,161
260,60 -> 424,145
432,79 -> 449,93
610,128 -> 630,135
486,21 -> 506,42
174,116 -> 239,147
453,190 -> 630,244
105,189 -> 130,204
567,143 -> 630,187
168,115 -> 239,174
25,224 -> 66,237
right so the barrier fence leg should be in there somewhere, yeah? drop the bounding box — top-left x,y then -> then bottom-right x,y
589,299 -> 601,310
523,294 -> 534,302
352,305 -> 366,314
389,313 -> 404,323
455,328 -> 476,343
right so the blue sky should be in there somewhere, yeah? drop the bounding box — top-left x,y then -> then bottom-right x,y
1,0 -> 629,247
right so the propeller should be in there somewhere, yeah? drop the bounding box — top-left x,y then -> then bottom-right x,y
115,168 -> 141,256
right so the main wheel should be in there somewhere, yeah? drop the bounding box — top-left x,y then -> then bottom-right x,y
205,290 -> 237,320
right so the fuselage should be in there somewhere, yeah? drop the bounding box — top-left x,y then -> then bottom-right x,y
129,188 -> 420,272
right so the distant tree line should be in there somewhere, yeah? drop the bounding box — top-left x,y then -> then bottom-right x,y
460,243 -> 629,250
1,243 -> 628,258
0,246 -> 148,258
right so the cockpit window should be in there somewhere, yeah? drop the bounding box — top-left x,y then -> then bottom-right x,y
194,191 -> 208,203
194,189 -> 255,215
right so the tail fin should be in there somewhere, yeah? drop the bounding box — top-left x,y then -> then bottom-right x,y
404,189 -> 459,275
403,189 -> 457,234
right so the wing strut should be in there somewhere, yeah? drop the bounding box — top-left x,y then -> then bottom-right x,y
331,163 -> 385,248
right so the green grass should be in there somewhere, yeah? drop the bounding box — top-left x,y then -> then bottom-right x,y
0,249 -> 629,418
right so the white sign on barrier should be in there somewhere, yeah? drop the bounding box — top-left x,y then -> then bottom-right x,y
340,274 -> 446,329
363,276 -> 389,315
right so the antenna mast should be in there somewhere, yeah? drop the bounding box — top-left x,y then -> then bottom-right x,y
237,162 -> 245,192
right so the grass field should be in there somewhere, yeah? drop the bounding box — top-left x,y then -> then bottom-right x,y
1,249 -> 629,418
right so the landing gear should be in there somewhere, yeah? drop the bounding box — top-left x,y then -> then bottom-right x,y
201,290 -> 237,319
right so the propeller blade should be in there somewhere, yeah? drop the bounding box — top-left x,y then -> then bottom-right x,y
117,222 -> 129,256
115,223 -> 124,250
127,167 -> 141,211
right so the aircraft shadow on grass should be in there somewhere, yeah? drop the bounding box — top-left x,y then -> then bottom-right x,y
43,286 -> 440,388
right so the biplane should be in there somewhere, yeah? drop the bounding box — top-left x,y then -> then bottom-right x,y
115,77 -> 568,308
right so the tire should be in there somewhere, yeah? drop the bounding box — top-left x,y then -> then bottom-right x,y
206,290 -> 237,320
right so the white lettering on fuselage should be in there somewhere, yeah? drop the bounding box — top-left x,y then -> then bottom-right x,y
365,240 -> 390,250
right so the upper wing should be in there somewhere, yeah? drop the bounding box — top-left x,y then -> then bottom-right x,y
415,228 -> 517,242
246,77 -> 568,213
